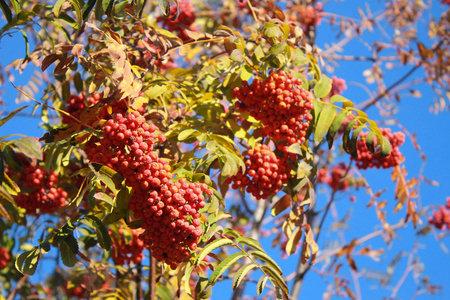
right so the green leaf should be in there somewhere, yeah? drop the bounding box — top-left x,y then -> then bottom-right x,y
102,0 -> 113,16
379,135 -> 392,158
330,95 -> 353,108
0,0 -> 13,24
0,105 -> 29,128
342,119 -> 358,154
251,251 -> 283,275
178,129 -> 201,141
256,275 -> 269,296
13,137 -> 42,161
157,0 -> 170,18
265,26 -> 283,38
115,186 -> 131,210
365,131 -> 376,154
183,264 -> 195,296
269,41 -> 286,56
232,263 -> 259,291
11,0 -> 19,14
89,163 -> 123,194
208,252 -> 246,285
15,248 -> 40,275
60,236 -> 78,267
314,74 -> 332,98
68,0 -> 82,29
325,110 -> 348,149
314,104 -> 337,142
222,228 -> 243,239
261,265 -> 288,297
348,126 -> 364,158
52,0 -> 65,17
235,236 -> 264,252
230,49 -> 244,62
85,215 -> 112,250
82,0 -> 96,20
195,238 -> 234,266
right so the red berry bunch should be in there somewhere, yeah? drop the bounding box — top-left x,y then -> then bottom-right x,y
62,92 -> 101,125
428,197 -> 450,230
237,0 -> 247,9
15,164 -> 67,215
157,1 -> 197,42
355,128 -> 405,169
289,2 -> 323,31
110,227 -> 146,265
135,178 -> 211,269
0,247 -> 10,269
233,70 -> 314,148
317,163 -> 349,191
85,111 -> 159,175
226,143 -> 291,200
85,110 -> 212,268
330,76 -> 347,97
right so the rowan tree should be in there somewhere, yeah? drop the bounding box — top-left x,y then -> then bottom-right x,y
0,0 -> 448,299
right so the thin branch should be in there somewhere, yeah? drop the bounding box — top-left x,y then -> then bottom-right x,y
322,54 -> 397,62
357,65 -> 421,111
290,161 -> 353,298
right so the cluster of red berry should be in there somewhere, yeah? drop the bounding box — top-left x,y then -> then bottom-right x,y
132,40 -> 177,71
0,247 -> 10,269
157,1 -> 197,42
62,92 -> 145,127
62,92 -> 102,125
85,110 -> 212,268
428,198 -> 450,230
14,164 -> 67,215
355,128 -> 405,169
110,227 -> 146,265
226,143 -> 291,200
317,162 -> 349,191
289,2 -> 323,31
136,178 -> 211,269
63,284 -> 86,299
330,76 -> 347,97
233,70 -> 314,149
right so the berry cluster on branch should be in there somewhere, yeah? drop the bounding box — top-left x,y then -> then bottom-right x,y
85,110 -> 212,268
157,1 -> 197,42
226,143 -> 291,200
330,76 -> 347,97
428,198 -> 450,230
355,128 -> 405,169
233,70 -> 314,151
62,92 -> 102,125
0,247 -> 10,269
317,162 -> 350,191
62,92 -> 145,128
110,227 -> 146,265
13,164 -> 67,215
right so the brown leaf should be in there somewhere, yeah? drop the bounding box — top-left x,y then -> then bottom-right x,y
347,255 -> 358,272
54,55 -> 75,76
271,194 -> 291,217
273,7 -> 285,21
344,286 -> 356,300
41,54 -> 61,72
285,227 -> 302,256
40,123 -> 81,143
72,44 -> 84,58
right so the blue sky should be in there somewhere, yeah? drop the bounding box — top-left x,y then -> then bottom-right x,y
1,1 -> 450,299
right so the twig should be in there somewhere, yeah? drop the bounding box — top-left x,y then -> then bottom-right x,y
7,274 -> 29,300
290,160 -> 353,298
149,255 -> 156,300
